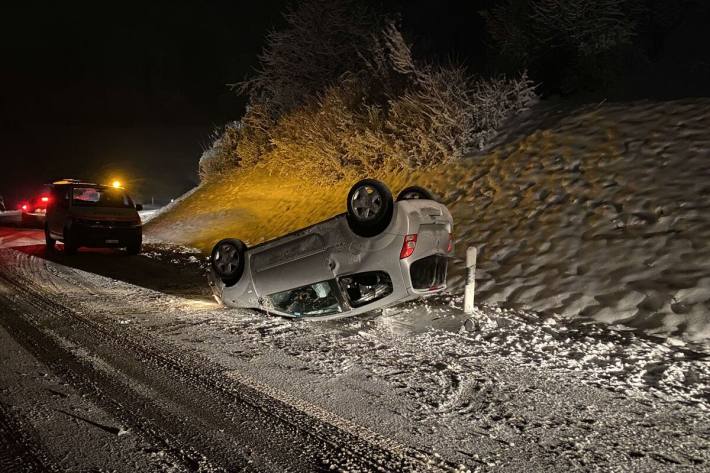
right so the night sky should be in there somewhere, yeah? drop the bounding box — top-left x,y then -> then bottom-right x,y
3,1 -> 707,208
0,1 -> 491,208
1,1 -> 292,206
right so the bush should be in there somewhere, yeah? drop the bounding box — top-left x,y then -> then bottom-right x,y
268,77 -> 397,182
198,122 -> 241,181
200,1 -> 537,183
238,0 -> 378,119
531,0 -> 638,57
383,25 -> 536,162
483,0 -> 641,93
236,103 -> 274,169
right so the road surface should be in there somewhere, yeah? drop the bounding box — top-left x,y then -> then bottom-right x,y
0,222 -> 708,472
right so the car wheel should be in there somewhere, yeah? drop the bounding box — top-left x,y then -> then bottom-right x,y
45,225 -> 55,251
63,224 -> 78,255
396,185 -> 437,202
211,238 -> 246,286
126,239 -> 142,255
126,232 -> 143,255
346,179 -> 394,237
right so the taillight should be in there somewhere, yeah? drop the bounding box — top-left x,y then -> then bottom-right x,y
21,204 -> 27,211
400,234 -> 417,259
447,233 -> 453,253
41,196 -> 49,203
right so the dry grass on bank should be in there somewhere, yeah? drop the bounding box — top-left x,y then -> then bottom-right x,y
149,162 -> 453,252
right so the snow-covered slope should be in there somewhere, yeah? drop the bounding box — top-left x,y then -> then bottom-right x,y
443,99 -> 710,344
2,247 -> 707,470
147,98 -> 710,346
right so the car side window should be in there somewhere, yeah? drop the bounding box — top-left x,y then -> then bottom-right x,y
55,187 -> 70,209
338,271 -> 393,308
267,280 -> 343,317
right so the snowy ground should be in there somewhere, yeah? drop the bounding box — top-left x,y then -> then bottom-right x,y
443,99 -> 710,346
2,98 -> 710,471
146,98 -> 710,348
0,230 -> 708,471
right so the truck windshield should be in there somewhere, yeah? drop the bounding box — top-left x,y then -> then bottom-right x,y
72,187 -> 134,208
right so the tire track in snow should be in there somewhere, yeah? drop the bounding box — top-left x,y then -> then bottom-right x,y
0,403 -> 59,473
0,249 -> 460,472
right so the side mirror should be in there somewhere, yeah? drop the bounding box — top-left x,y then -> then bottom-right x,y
135,203 -> 144,211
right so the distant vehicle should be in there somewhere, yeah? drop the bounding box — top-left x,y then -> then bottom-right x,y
209,179 -> 453,320
20,193 -> 51,226
45,179 -> 143,255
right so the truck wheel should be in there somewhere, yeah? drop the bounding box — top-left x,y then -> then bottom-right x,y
126,238 -> 142,255
396,186 -> 437,202
63,240 -> 78,255
346,179 -> 393,237
211,238 -> 246,286
45,225 -> 56,251
63,225 -> 78,255
126,232 -> 143,255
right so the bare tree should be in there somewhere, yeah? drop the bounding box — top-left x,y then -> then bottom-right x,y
200,1 -> 538,182
198,122 -> 242,181
482,0 -> 641,92
531,0 -> 638,56
238,0 -> 378,118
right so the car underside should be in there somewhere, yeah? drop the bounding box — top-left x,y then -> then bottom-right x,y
209,180 -> 454,320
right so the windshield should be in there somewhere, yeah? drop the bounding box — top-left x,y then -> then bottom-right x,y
72,187 -> 134,208
267,280 -> 343,317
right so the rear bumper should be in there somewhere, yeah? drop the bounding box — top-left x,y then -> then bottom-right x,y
409,255 -> 448,289
72,224 -> 141,247
401,253 -> 449,296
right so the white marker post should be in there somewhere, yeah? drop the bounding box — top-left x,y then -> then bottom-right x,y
463,246 -> 477,314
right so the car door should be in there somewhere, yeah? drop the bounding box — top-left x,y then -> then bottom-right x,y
250,233 -> 333,297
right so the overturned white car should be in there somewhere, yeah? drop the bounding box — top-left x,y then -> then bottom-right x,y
209,179 -> 453,319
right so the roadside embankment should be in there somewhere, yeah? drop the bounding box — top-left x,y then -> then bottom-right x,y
147,99 -> 710,344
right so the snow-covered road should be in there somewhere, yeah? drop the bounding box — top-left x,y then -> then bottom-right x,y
0,227 -> 708,472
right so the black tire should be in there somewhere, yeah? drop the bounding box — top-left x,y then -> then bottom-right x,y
45,225 -> 55,251
396,185 -> 437,202
63,224 -> 78,255
126,235 -> 142,255
126,243 -> 142,255
211,238 -> 246,286
63,240 -> 78,255
346,179 -> 394,237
